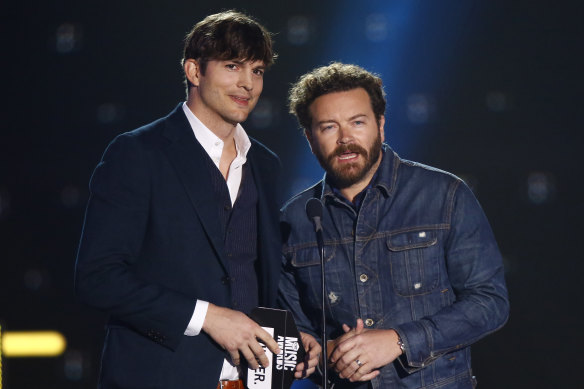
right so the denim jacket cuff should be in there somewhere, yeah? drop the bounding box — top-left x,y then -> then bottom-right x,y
394,321 -> 438,371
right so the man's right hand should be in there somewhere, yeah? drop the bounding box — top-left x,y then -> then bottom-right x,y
202,303 -> 280,369
328,319 -> 401,382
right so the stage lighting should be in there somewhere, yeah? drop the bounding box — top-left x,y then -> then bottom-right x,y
2,330 -> 66,357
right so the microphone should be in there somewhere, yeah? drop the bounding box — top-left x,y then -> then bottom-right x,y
304,198 -> 327,389
305,198 -> 323,233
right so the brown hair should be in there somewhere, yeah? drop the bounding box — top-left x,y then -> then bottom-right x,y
182,10 -> 276,89
288,62 -> 386,131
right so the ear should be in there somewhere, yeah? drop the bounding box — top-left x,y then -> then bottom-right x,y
304,129 -> 315,154
183,59 -> 201,87
378,115 -> 385,143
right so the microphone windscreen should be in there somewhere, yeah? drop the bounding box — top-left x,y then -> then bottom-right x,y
305,198 -> 323,220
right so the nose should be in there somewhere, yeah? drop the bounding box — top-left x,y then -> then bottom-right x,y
238,69 -> 253,91
337,125 -> 353,144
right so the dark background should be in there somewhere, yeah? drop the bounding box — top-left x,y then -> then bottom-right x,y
1,0 -> 582,388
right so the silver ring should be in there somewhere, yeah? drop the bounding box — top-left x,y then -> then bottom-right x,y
355,359 -> 363,367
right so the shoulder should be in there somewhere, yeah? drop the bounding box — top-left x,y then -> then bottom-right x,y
398,157 -> 461,182
280,181 -> 323,216
249,136 -> 280,164
104,105 -> 183,155
395,157 -> 481,211
395,156 -> 465,195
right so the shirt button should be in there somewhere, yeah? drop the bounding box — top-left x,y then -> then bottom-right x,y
359,274 -> 368,283
365,318 -> 374,327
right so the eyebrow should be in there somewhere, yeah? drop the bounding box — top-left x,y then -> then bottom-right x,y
315,113 -> 367,125
228,59 -> 265,68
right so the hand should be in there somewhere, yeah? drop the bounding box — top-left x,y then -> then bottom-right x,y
329,319 -> 402,382
202,303 -> 280,369
294,332 -> 322,379
326,319 -> 366,362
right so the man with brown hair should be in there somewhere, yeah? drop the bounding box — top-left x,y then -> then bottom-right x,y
278,63 -> 509,388
75,10 -> 319,389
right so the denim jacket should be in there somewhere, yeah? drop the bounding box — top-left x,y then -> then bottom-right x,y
277,144 -> 509,389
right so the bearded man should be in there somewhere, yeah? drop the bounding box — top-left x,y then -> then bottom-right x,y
277,62 -> 509,389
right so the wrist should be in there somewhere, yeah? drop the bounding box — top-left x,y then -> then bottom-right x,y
397,335 -> 405,355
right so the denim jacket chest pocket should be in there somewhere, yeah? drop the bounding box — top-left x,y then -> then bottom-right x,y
290,244 -> 352,310
386,228 -> 442,297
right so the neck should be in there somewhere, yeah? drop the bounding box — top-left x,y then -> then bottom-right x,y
186,95 -> 237,142
337,156 -> 382,203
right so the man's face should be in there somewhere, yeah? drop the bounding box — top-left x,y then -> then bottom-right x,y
306,88 -> 385,189
186,58 -> 265,129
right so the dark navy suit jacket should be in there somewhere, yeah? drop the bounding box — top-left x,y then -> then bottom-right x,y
75,104 -> 282,389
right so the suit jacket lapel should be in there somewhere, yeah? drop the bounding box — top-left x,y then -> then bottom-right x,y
247,141 -> 281,306
160,105 -> 228,271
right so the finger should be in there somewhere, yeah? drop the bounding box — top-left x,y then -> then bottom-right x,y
329,336 -> 357,364
338,359 -> 362,380
294,362 -> 306,378
302,366 -> 316,378
307,351 -> 320,368
295,361 -> 306,372
294,361 -> 315,378
255,328 -> 280,355
342,323 -> 351,333
298,345 -> 319,369
229,349 -> 241,366
347,360 -> 368,381
248,340 -> 271,368
332,348 -> 360,373
240,345 -> 261,370
354,369 -> 380,382
355,318 -> 365,333
300,332 -> 316,347
329,334 -> 356,362
304,337 -> 322,358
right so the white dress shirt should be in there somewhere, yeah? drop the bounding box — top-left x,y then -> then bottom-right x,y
181,102 -> 252,380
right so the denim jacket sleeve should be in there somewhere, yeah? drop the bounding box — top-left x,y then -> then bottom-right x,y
393,181 -> 509,371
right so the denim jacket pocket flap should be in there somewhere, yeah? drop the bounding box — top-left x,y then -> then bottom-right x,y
386,229 -> 440,296
386,229 -> 437,252
291,244 -> 336,267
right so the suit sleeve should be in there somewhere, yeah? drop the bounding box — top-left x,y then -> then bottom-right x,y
74,133 -> 195,350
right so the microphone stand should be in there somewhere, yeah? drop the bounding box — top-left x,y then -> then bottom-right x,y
315,224 -> 327,389
305,198 -> 328,389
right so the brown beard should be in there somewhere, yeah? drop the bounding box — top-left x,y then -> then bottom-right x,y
314,133 -> 382,189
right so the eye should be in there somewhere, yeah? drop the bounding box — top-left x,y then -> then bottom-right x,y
225,63 -> 239,70
253,68 -> 265,76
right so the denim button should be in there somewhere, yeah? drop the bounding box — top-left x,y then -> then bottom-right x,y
365,318 -> 374,327
359,274 -> 368,283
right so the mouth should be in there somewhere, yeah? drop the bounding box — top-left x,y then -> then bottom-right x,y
230,95 -> 251,106
337,151 -> 359,161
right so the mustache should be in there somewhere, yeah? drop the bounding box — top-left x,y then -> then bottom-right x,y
327,144 -> 369,162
